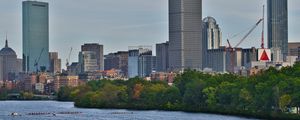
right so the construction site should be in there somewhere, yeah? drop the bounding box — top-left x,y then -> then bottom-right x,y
204,5 -> 298,76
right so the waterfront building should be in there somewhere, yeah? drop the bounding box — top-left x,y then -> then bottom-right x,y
156,42 -> 169,72
54,75 -> 78,92
49,52 -> 61,74
267,0 -> 288,60
23,1 -> 49,72
168,0 -> 203,71
81,43 -> 104,70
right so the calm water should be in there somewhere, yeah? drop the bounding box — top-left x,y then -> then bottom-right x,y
0,101 -> 258,120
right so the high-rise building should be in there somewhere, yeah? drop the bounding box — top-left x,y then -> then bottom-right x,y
23,1 -> 49,72
156,42 -> 169,72
267,0 -> 288,59
81,43 -> 104,70
79,51 -> 98,73
169,0 -> 203,71
128,46 -> 153,78
0,39 -> 18,80
202,17 -> 222,69
202,16 -> 222,50
49,52 -> 61,74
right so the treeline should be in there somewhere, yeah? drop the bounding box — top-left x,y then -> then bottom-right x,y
58,62 -> 300,120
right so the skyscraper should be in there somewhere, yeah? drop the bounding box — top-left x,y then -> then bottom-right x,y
168,0 -> 203,71
156,42 -> 169,72
23,1 -> 49,72
267,0 -> 288,59
79,51 -> 98,73
81,43 -> 104,71
202,16 -> 222,50
202,16 -> 222,69
0,39 -> 18,80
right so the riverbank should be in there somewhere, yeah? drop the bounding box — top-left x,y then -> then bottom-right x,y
73,103 -> 300,120
58,63 -> 300,120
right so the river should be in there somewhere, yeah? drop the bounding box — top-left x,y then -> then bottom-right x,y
0,101 -> 258,120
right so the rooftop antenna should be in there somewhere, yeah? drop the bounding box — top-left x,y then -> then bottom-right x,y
261,5 -> 265,49
5,32 -> 8,47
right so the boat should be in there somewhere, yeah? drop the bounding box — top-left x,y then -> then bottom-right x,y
11,112 -> 20,116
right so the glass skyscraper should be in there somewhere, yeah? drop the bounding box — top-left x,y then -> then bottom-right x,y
23,1 -> 49,72
168,0 -> 203,71
267,0 -> 288,59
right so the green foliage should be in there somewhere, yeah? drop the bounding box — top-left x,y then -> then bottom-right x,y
58,62 -> 300,119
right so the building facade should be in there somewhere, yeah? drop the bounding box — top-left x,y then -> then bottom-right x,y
23,1 -> 49,72
267,0 -> 288,60
104,51 -> 128,76
0,40 -> 18,81
81,43 -> 104,70
79,51 -> 98,73
128,46 -> 153,78
156,42 -> 169,72
49,52 -> 61,74
202,16 -> 222,50
168,0 -> 203,71
288,42 -> 300,58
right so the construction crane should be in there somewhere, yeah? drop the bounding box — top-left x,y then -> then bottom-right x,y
66,47 -> 73,68
226,18 -> 263,72
34,48 -> 45,72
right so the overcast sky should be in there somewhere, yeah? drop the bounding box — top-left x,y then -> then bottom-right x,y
0,0 -> 299,69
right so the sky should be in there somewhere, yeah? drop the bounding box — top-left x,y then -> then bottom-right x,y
0,0 -> 299,69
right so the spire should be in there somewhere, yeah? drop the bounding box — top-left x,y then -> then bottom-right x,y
5,33 -> 8,47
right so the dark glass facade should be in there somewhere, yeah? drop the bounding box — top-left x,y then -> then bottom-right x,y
267,0 -> 288,59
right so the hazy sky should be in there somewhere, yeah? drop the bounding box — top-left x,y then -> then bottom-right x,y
0,0 -> 299,69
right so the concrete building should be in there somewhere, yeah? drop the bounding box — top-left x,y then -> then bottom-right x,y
81,43 -> 104,70
169,0 -> 203,71
79,51 -> 98,73
104,51 -> 128,77
23,1 -> 49,72
128,46 -> 153,78
49,52 -> 61,74
267,0 -> 288,60
54,75 -> 78,92
156,42 -> 169,72
288,42 -> 300,58
0,39 -> 18,81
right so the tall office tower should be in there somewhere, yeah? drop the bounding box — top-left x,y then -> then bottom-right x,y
267,0 -> 288,60
23,1 -> 49,72
79,51 -> 98,73
49,52 -> 61,74
169,0 -> 203,71
203,17 -> 222,50
81,43 -> 104,70
156,42 -> 169,72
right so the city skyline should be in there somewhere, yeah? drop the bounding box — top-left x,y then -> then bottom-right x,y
0,0 -> 299,69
